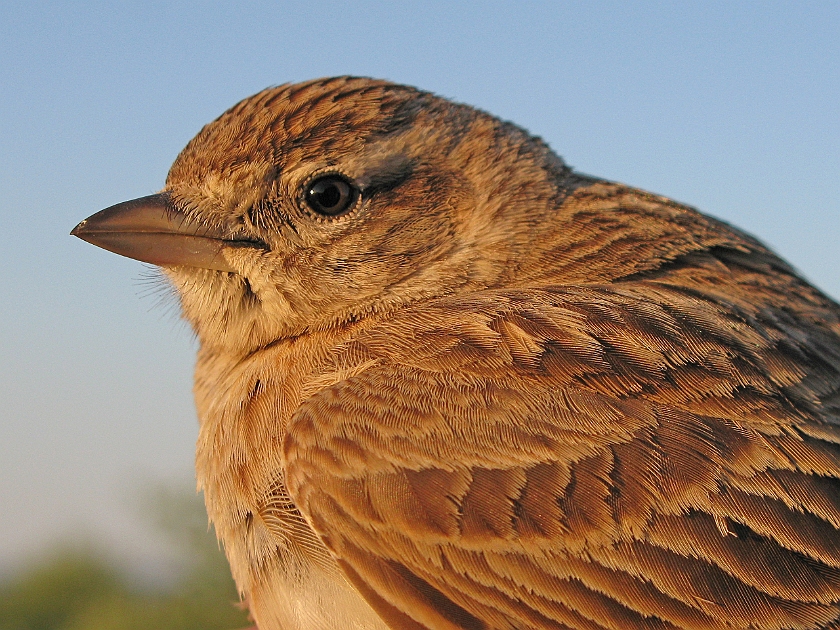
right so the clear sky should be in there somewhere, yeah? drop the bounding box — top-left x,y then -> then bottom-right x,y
1,1 -> 838,577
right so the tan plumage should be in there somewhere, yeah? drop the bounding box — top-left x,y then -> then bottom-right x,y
73,77 -> 840,629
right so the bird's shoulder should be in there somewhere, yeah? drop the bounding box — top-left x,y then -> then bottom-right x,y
283,276 -> 840,629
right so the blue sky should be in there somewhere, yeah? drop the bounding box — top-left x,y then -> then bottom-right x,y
1,1 -> 838,575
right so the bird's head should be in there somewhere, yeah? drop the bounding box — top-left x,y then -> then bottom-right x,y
72,77 -> 578,353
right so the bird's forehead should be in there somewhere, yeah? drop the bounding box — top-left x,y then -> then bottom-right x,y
165,77 -> 433,189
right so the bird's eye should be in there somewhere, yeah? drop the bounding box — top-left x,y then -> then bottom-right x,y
304,174 -> 359,217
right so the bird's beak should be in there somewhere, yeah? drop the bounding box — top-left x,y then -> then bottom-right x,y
71,193 -> 237,272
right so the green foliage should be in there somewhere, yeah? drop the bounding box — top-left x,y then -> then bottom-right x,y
0,488 -> 251,630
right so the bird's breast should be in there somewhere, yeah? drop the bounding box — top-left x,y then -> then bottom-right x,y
192,330 -> 387,630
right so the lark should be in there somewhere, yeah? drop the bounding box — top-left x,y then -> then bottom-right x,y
74,77 -> 840,630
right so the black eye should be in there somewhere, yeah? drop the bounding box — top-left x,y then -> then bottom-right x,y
304,174 -> 359,217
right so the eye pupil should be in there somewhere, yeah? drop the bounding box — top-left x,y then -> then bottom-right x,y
305,175 -> 358,216
317,184 -> 342,208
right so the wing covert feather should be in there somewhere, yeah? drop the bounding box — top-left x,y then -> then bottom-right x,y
285,283 -> 840,629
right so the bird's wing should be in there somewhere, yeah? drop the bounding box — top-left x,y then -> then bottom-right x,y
284,282 -> 840,630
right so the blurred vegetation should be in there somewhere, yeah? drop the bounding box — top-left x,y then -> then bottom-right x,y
0,487 -> 251,630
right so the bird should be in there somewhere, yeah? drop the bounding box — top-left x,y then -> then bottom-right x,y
72,76 -> 840,630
